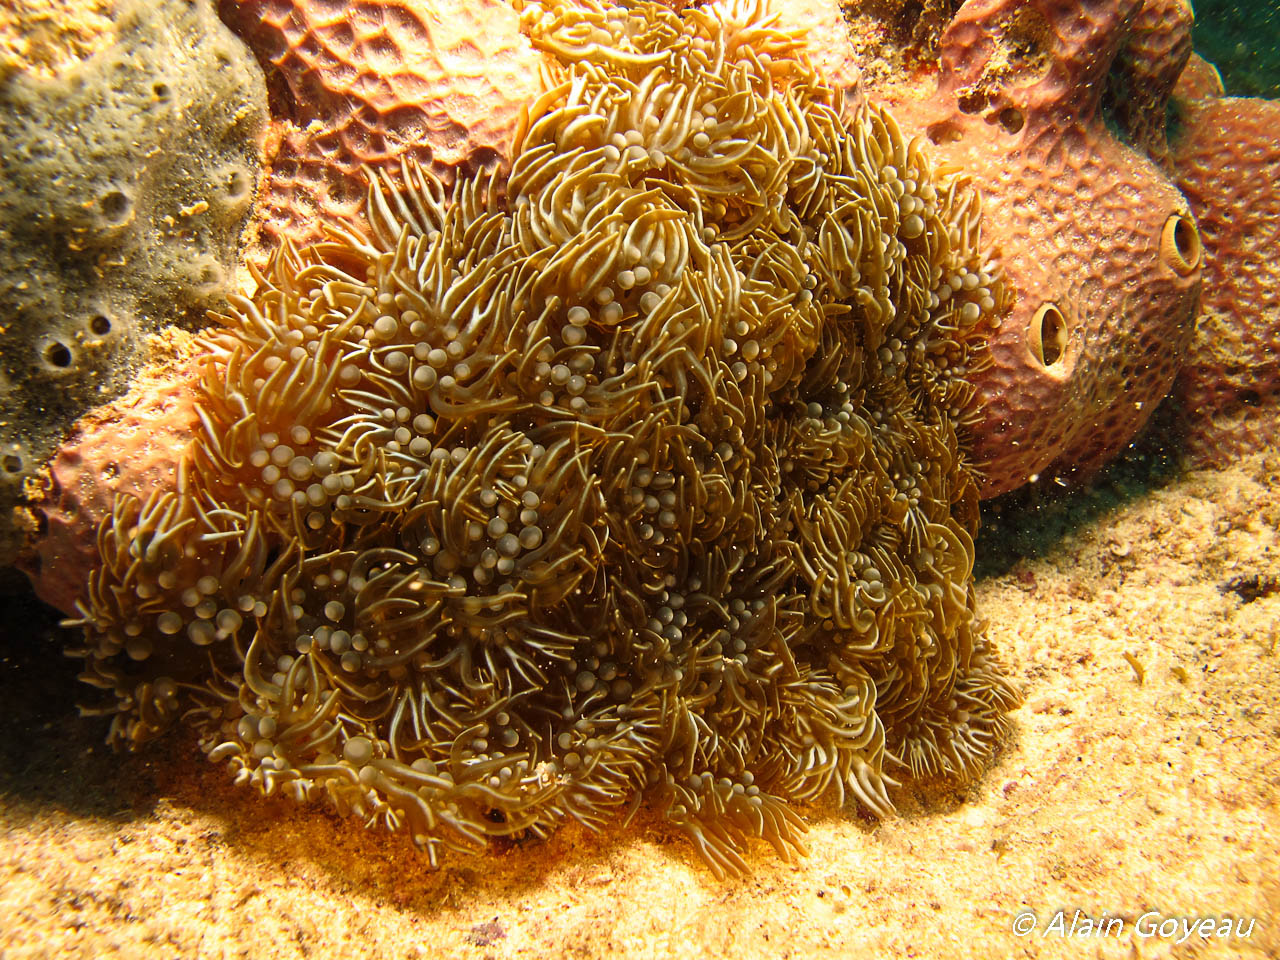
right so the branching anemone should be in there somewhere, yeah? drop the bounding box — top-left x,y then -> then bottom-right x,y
68,0 -> 1020,878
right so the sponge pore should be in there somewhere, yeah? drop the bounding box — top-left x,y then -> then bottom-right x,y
0,0 -> 267,563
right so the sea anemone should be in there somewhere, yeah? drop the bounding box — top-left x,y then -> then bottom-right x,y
68,0 -> 1019,878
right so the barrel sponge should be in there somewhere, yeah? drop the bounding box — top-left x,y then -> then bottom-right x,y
0,0 -> 267,564
68,0 -> 1019,877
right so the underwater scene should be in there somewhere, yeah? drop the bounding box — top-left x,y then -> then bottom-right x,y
0,0 -> 1275,956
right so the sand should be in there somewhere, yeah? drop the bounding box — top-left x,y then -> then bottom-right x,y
1,450 -> 1277,960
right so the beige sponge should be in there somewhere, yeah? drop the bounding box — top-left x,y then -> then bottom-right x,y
0,0 -> 267,564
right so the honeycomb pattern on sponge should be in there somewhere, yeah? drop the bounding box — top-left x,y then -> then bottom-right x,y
218,0 -> 543,253
0,0 -> 267,564
1169,90 -> 1280,465
882,0 -> 1203,497
22,347 -> 201,618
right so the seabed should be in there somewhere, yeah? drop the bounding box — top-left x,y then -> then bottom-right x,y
1,439 -> 1277,960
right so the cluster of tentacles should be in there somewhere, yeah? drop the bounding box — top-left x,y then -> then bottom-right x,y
69,0 -> 1019,877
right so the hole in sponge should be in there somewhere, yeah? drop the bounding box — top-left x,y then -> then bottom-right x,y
997,106 -> 1024,134
195,261 -> 224,290
180,256 -> 227,297
1028,303 -> 1067,369
2,454 -> 23,474
89,313 -> 112,336
957,90 -> 988,115
1160,212 -> 1201,276
99,190 -> 132,225
925,121 -> 962,145
43,341 -> 73,368
152,81 -> 173,103
223,168 -> 251,201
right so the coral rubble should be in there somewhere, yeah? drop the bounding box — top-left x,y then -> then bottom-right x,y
880,0 -> 1203,497
68,0 -> 1018,876
0,0 -> 267,564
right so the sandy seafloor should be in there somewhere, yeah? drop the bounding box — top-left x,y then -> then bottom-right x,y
0,443 -> 1277,960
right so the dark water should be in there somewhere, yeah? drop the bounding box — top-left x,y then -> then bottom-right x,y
1193,0 -> 1280,98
